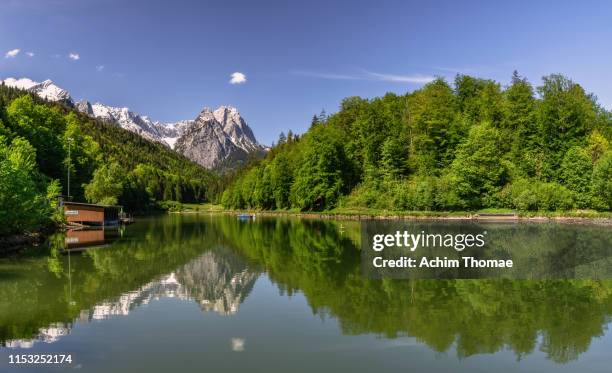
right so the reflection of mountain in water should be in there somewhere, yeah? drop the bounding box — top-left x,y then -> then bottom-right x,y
175,247 -> 259,315
4,323 -> 70,348
5,248 -> 259,348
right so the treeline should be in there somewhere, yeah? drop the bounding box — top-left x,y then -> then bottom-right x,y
0,84 -> 218,235
222,72 -> 612,212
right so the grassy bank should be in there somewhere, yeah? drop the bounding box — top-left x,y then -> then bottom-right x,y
163,202 -> 226,213
170,203 -> 612,223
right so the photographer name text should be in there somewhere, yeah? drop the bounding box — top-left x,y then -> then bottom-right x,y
370,230 -> 513,269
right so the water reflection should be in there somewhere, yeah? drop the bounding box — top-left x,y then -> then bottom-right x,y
64,227 -> 121,251
175,248 -> 259,315
4,323 -> 70,349
1,222 -> 260,348
212,217 -> 612,363
0,215 -> 610,367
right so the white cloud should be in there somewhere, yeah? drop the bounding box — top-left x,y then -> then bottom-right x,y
96,65 -> 105,72
292,69 -> 435,84
229,72 -> 247,85
5,48 -> 20,58
68,53 -> 80,60
363,71 -> 435,84
291,70 -> 359,80
26,52 -> 34,57
433,66 -> 481,75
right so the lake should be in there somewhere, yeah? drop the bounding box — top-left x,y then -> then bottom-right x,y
0,214 -> 611,372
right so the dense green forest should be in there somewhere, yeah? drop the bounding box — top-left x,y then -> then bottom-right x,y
0,84 -> 218,236
222,72 -> 612,212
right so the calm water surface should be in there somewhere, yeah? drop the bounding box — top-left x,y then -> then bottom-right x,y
0,214 -> 611,372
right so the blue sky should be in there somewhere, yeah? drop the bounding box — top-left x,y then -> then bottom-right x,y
1,0 -> 611,145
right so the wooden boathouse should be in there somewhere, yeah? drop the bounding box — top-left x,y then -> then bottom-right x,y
62,201 -> 121,226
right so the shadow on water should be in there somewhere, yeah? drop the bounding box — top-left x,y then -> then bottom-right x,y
0,214 -> 610,365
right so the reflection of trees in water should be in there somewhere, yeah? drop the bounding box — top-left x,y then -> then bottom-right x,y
1,215 -> 610,364
0,216 -> 276,347
219,217 -> 612,363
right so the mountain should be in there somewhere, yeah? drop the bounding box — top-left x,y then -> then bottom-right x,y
76,100 -> 166,144
213,106 -> 260,152
0,82 -> 218,209
154,119 -> 194,149
174,106 -> 265,169
2,77 -> 265,170
2,77 -> 73,104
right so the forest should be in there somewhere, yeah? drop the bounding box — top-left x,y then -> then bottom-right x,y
2,72 -> 612,237
221,72 -> 612,213
0,84 -> 218,236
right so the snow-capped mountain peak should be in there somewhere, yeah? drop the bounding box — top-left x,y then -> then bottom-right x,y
2,77 -> 264,170
2,77 -> 73,103
88,102 -> 165,144
213,106 -> 259,152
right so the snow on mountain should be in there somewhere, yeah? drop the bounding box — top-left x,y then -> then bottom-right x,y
2,77 -> 73,103
213,106 -> 260,152
2,77 -> 265,169
75,99 -> 93,115
174,107 -> 264,169
154,119 -> 195,149
86,102 -> 165,143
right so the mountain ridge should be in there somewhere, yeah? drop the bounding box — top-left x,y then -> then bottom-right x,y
1,77 -> 264,170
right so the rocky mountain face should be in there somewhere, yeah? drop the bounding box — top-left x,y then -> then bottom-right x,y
174,106 -> 264,169
154,119 -> 194,149
2,77 -> 265,170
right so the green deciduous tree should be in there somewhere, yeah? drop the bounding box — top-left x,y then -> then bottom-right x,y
381,135 -> 408,180
537,74 -> 597,179
560,146 -> 593,208
290,126 -> 350,210
84,162 -> 125,205
591,151 -> 612,210
0,136 -> 57,235
449,123 -> 507,207
504,71 -> 538,176
270,153 -> 293,209
63,112 -> 101,200
6,95 -> 66,179
407,78 -> 461,174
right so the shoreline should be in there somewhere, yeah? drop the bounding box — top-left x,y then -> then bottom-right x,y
0,231 -> 49,255
3,207 -> 610,255
171,206 -> 612,225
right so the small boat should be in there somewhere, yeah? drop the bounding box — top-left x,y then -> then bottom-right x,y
237,213 -> 256,220
119,212 -> 135,225
120,216 -> 135,225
